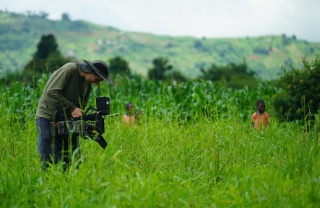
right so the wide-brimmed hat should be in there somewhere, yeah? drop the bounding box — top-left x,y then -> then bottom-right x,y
80,59 -> 113,84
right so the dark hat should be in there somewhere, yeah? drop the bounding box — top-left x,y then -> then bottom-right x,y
80,59 -> 113,84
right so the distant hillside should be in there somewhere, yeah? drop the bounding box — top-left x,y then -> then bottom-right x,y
1,11 -> 320,80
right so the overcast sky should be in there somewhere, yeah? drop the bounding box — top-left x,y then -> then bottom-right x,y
1,0 -> 319,42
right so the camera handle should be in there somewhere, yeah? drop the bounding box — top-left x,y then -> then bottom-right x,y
94,135 -> 107,149
84,106 -> 97,115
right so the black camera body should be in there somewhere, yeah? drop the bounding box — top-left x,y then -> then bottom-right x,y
51,97 -> 110,149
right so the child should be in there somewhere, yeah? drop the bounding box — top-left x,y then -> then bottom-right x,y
122,102 -> 135,126
252,100 -> 269,130
122,102 -> 142,126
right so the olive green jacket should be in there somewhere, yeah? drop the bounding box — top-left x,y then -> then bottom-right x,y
36,62 -> 91,120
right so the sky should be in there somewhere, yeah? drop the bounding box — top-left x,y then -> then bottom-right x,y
1,0 -> 320,42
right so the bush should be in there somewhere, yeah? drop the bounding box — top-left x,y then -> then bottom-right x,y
272,56 -> 320,122
199,61 -> 258,89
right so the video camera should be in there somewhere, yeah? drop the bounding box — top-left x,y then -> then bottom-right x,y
51,97 -> 110,149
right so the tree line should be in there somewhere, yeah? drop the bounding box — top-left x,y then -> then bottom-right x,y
9,34 -> 259,89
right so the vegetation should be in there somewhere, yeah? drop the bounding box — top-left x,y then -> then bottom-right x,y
24,34 -> 72,72
0,10 -> 320,207
1,10 -> 320,80
273,56 -> 320,123
199,61 -> 258,89
147,57 -> 173,80
6,34 -> 72,86
1,73 -> 320,207
108,55 -> 132,77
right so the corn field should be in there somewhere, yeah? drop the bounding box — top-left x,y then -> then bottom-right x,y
0,76 -> 319,207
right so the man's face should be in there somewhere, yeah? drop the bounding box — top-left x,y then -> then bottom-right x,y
84,73 -> 104,84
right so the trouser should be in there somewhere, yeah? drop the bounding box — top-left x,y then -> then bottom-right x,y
36,117 -> 80,170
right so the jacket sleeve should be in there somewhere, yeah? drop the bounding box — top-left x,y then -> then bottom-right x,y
45,64 -> 77,113
82,85 -> 91,109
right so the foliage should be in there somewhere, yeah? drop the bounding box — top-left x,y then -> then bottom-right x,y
24,34 -> 71,72
1,12 -> 320,207
273,56 -> 320,122
199,61 -> 259,89
34,34 -> 59,59
1,11 -> 320,80
1,78 -> 320,207
21,34 -> 72,85
108,55 -> 132,77
147,57 -> 173,80
146,56 -> 187,82
61,13 -> 71,21
165,70 -> 188,82
96,76 -> 277,124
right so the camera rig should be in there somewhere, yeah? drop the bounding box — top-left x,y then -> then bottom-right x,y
51,97 -> 110,149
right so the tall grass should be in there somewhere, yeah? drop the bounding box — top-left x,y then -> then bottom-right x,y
0,79 -> 319,207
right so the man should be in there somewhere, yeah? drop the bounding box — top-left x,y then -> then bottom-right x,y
36,59 -> 113,170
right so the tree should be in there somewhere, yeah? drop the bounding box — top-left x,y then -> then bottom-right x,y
108,56 -> 131,76
148,57 -> 173,80
61,13 -> 71,21
272,56 -> 320,122
39,11 -> 49,19
34,34 -> 59,59
199,61 -> 258,89
200,64 -> 230,82
23,34 -> 72,85
165,70 -> 188,82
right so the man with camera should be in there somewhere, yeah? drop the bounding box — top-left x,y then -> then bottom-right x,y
35,59 -> 113,170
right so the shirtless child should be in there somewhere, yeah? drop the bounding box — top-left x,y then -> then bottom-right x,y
252,100 -> 269,129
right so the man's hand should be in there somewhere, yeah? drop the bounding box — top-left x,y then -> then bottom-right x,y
72,107 -> 85,118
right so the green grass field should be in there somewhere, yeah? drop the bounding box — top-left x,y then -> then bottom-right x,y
1,79 -> 319,207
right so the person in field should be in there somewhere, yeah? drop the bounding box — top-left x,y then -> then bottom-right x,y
122,102 -> 142,126
36,59 -> 113,170
252,99 -> 269,130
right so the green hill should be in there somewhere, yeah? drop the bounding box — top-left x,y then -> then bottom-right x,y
1,10 -> 320,80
